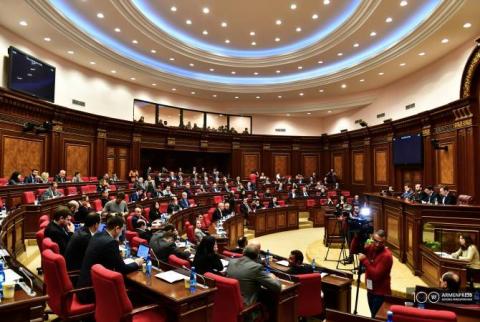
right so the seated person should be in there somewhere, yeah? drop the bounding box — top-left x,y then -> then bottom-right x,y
131,207 -> 147,229
424,186 -> 439,204
178,192 -> 190,209
167,197 -> 181,214
67,200 -> 80,217
263,188 -> 272,198
413,183 -> 427,202
440,271 -> 460,292
74,195 -> 91,223
240,198 -> 251,220
72,171 -> 83,183
192,236 -> 223,275
232,236 -> 248,254
54,169 -> 67,183
44,206 -> 74,255
135,219 -> 152,242
149,201 -> 162,223
288,188 -> 298,199
223,202 -> 233,216
269,196 -> 280,208
451,234 -> 480,264
439,186 -> 457,205
162,185 -> 173,196
227,244 -> 281,306
42,182 -> 63,201
65,212 -> 100,271
77,215 -> 143,304
100,191 -> 109,207
24,169 -> 39,184
130,187 -> 145,202
150,231 -> 190,262
212,202 -> 225,222
194,219 -> 207,243
400,184 -> 414,199
287,250 -> 313,275
352,194 -> 361,207
301,186 -> 309,198
103,192 -> 128,216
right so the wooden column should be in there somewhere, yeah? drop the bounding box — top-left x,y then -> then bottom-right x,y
291,143 -> 301,176
262,143 -> 272,178
231,140 -> 241,178
422,124 -> 433,185
95,128 -> 107,177
364,137 -> 373,193
131,133 -> 141,172
49,122 -> 63,174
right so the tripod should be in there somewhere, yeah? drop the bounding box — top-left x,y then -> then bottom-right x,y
324,217 -> 345,261
353,263 -> 364,315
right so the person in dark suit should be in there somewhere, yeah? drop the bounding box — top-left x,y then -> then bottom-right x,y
54,169 -> 67,183
130,188 -> 145,202
167,197 -> 181,214
413,184 -> 427,202
192,236 -> 223,275
400,184 -> 414,199
131,207 -> 148,229
149,201 -> 162,224
179,192 -> 190,209
42,182 -> 63,201
8,171 -> 23,185
288,188 -> 298,199
439,186 -> 457,205
77,215 -> 143,304
44,206 -> 74,256
287,250 -> 314,275
74,195 -> 91,223
424,186 -> 439,204
239,198 -> 251,220
212,202 -> 225,222
227,244 -> 281,306
65,212 -> 100,271
300,186 -> 309,198
135,219 -> 152,242
24,169 -> 39,184
232,236 -> 248,254
268,196 -> 280,208
150,231 -> 190,262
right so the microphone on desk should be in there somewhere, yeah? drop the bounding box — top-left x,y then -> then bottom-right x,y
18,267 -> 37,296
149,249 -> 161,268
181,265 -> 208,289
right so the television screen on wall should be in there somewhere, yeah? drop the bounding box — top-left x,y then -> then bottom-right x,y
393,133 -> 423,165
7,46 -> 55,102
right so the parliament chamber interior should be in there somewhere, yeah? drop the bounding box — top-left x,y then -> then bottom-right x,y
1,1 -> 480,321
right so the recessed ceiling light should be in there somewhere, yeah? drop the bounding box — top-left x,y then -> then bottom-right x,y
191,91 -> 196,95
312,14 -> 319,20
130,77 -> 135,80
353,43 -> 359,47
378,72 -> 384,75
67,50 -> 74,54
253,72 -> 259,75
441,38 -> 449,44
307,112 -> 311,115
44,37 -> 51,42
221,22 -> 227,28
275,37 -> 280,42
251,42 -> 256,46
202,7 -> 210,14
225,39 -> 230,44
212,94 -> 217,97
463,22 -> 472,28
400,1 -> 408,7
231,71 -> 236,74
319,89 -> 324,92
359,79 -> 365,82
399,62 -> 406,66
299,92 -> 304,96
97,13 -> 104,19
19,20 -> 28,26
114,27 -> 121,32
337,52 -> 343,56
296,27 -> 302,32
150,49 -> 156,53
189,63 -> 194,67
89,61 -> 96,65
327,110 -> 332,113
256,96 -> 261,99
324,0 -> 330,4
318,60 -> 323,64
132,39 -> 138,44
169,57 -> 175,61
286,113 -> 291,116
170,6 -> 177,12
202,30 -> 208,35
385,17 -> 393,23
276,19 -> 282,25
186,19 -> 192,25
290,3 -> 297,10
234,96 -> 239,99
209,68 -> 215,72
172,88 -> 176,91
418,52 -> 425,56
370,31 -> 377,37
152,83 -> 157,86
341,84 -> 347,88
250,31 -> 255,36
109,70 -> 117,75
276,70 -> 281,74
297,66 -> 303,70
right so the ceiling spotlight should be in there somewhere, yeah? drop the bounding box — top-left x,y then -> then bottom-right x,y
441,38 -> 449,43
202,7 -> 210,14
370,31 -> 377,37
250,31 -> 255,36
319,89 -> 324,92
337,52 -> 343,56
318,60 -> 323,64
359,79 -> 365,82
97,13 -> 104,19
44,37 -> 51,42
324,0 -> 330,4
152,83 -> 157,86
225,39 -> 230,44
89,61 -> 96,65
286,113 -> 291,117
378,72 -> 384,75
150,49 -> 156,53
130,77 -> 135,80
296,27 -> 302,32
290,3 -> 297,10
172,88 -> 176,91
256,96 -> 261,99
278,95 -> 282,99
231,71 -> 236,74
209,68 -> 215,72
400,62 -> 406,66
400,1 -> 408,7
299,92 -> 304,96
253,72 -> 259,75
169,57 -> 175,61
202,30 -> 208,35
170,6 -> 177,12
212,94 -> 217,97
114,27 -> 121,32
132,39 -> 138,44
275,37 -> 280,42
111,70 -> 116,73
463,22 -> 472,28
353,43 -> 359,47
312,14 -> 319,20
385,17 -> 393,23
67,50 -> 74,54
327,110 -> 332,113
186,19 -> 192,25
221,22 -> 227,27
418,52 -> 425,56
251,42 -> 256,46
341,84 -> 347,88
359,120 -> 368,127
276,70 -> 281,74
297,66 -> 303,70
276,19 -> 282,25
189,63 -> 194,67
307,112 -> 311,115
234,96 -> 239,99
191,91 -> 196,94
19,20 -> 28,26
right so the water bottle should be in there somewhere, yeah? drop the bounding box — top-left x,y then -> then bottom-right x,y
189,266 -> 197,292
0,262 -> 5,299
311,258 -> 316,271
34,195 -> 40,206
265,249 -> 271,272
145,256 -> 152,278
386,310 -> 393,322
124,241 -> 131,259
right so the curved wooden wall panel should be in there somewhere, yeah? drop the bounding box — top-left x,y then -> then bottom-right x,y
2,136 -> 44,178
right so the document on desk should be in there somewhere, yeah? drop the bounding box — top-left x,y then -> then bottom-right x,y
124,258 -> 135,265
435,252 -> 452,258
320,272 -> 329,278
276,260 -> 289,267
155,270 -> 185,283
5,268 -> 22,283
220,259 -> 229,267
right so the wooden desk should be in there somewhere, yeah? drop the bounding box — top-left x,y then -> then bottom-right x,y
326,309 -> 382,322
126,268 -> 216,322
0,287 -> 48,322
268,279 -> 298,322
222,214 -> 244,249
253,206 -> 299,237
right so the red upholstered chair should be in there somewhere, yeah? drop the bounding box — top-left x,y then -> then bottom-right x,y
41,249 -> 95,320
457,195 -> 473,205
0,178 -> 8,186
22,191 -> 36,204
109,195 -> 116,200
168,254 -> 190,269
347,197 -> 354,204
48,177 -> 54,182
319,199 -> 327,206
159,203 -> 168,213
128,183 -> 134,189
223,250 -> 243,258
80,186 -> 89,194
38,214 -> 50,226
341,191 -> 350,197
204,272 -> 265,322
263,201 -> 270,208
92,199 -> 103,212
131,236 -> 148,254
203,214 -> 211,228
125,230 -> 139,245
109,184 -> 117,192
213,195 -> 223,204
306,199 -> 316,208
184,221 -> 191,231
124,194 -> 129,202
42,237 -> 60,254
186,225 -> 196,243
66,176 -> 73,182
231,187 -> 237,192
39,220 -> 49,229
89,177 -> 98,182
67,186 -> 78,196
36,229 -> 45,253
278,200 -> 286,206
91,264 -> 165,322
126,215 -> 135,231
390,304 -> 457,322
208,207 -> 216,216
188,199 -> 196,206
143,207 -> 151,222
295,273 -> 324,318
81,177 -> 89,182
36,188 -> 47,196
57,188 -> 65,196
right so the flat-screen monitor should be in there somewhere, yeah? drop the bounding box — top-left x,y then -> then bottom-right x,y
393,133 -> 423,165
7,46 -> 56,102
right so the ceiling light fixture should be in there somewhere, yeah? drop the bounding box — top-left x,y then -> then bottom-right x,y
212,94 -> 217,97
296,27 -> 302,32
67,50 -> 74,54
97,13 -> 104,19
202,7 -> 210,14
337,52 -> 343,56
191,91 -> 196,94
327,110 -> 332,113
312,14 -> 319,20
44,37 -> 51,42
169,57 -> 175,61
298,66 -> 303,70
370,31 -> 377,37
400,1 -> 408,7
170,6 -> 177,12
299,92 -> 304,96
152,83 -> 157,86
441,38 -> 449,44
275,37 -> 280,42
202,30 -> 208,35
290,4 -> 297,10
256,96 -> 261,99
378,72 -> 384,75
150,49 -> 156,53
276,19 -> 282,25
359,79 -> 365,82
418,52 -> 425,56
253,72 -> 259,75
277,95 -> 282,99
353,43 -> 359,47
132,39 -> 138,44
130,77 -> 135,80
221,22 -> 227,27
186,19 -> 192,25
276,70 -> 281,74
251,42 -> 256,46
231,71 -> 236,74
318,60 -> 323,64
286,113 -> 291,116
234,96 -> 239,99
172,88 -> 176,91
189,63 -> 194,67
225,39 -> 230,44
89,61 -> 96,65
19,20 -> 28,26
250,31 -> 255,36
114,27 -> 121,32
324,0 -> 330,4
463,22 -> 472,28
341,84 -> 347,88
400,62 -> 406,66
111,70 -> 116,73
209,68 -> 215,72
385,17 -> 393,23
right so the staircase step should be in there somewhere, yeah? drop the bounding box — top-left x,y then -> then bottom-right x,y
299,222 -> 314,229
299,212 -> 310,219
